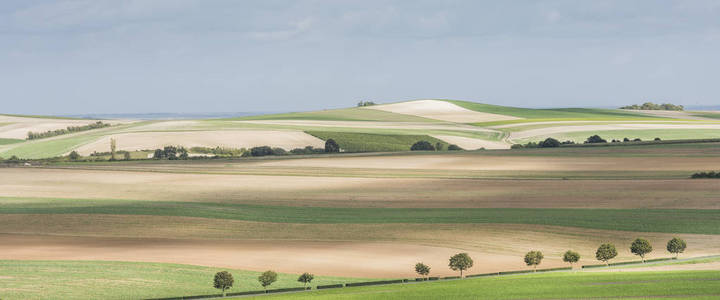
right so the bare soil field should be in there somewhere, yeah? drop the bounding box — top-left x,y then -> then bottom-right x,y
367,100 -> 520,123
73,130 -> 324,155
1,220 -> 715,277
3,168 -> 719,208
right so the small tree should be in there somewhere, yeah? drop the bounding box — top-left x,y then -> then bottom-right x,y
414,262 -> 431,280
110,138 -> 117,160
448,253 -> 473,278
297,272 -> 314,288
585,135 -> 607,144
524,251 -> 544,272
630,238 -> 653,263
539,137 -> 561,148
562,250 -> 581,268
325,139 -> 340,153
411,141 -> 435,151
213,271 -> 234,297
596,243 -> 618,266
68,151 -> 81,161
258,270 -> 278,291
666,237 -> 687,258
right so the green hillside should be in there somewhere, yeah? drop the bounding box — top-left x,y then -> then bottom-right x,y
231,107 -> 436,122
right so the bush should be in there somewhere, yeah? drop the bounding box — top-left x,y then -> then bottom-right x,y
357,100 -> 376,107
691,171 -> 720,179
316,284 -> 344,289
250,146 -> 274,157
585,135 -> 607,144
68,151 -> 81,161
538,138 -> 561,148
447,144 -> 463,151
153,146 -> 188,160
411,140 -> 435,151
291,146 -> 325,155
325,139 -> 340,153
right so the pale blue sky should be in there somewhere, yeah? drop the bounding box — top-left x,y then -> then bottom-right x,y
1,0 -> 719,114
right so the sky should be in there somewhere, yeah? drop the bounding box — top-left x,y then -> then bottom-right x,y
1,0 -> 719,115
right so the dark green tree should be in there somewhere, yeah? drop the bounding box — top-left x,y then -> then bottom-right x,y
68,151 -> 81,161
411,141 -> 435,151
414,262 -> 431,279
666,237 -> 687,258
448,253 -> 473,278
562,250 -> 581,268
630,238 -> 653,263
539,137 -> 561,148
325,139 -> 340,153
524,251 -> 544,271
213,271 -> 234,297
258,270 -> 278,291
596,243 -> 618,265
297,272 -> 314,288
585,135 -> 607,144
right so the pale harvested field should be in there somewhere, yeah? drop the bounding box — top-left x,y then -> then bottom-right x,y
3,168 -> 720,208
1,218 -> 716,277
510,123 -> 720,140
73,130 -> 324,155
0,115 -> 122,139
431,135 -> 510,150
367,100 -> 520,123
251,154 -> 720,172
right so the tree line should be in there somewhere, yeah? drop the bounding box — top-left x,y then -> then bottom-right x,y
620,102 -> 684,111
512,135 -> 663,149
209,238 -> 687,296
27,121 -> 110,140
411,140 -> 463,151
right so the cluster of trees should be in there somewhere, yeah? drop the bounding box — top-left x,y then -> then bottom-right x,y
357,101 -> 376,107
411,140 -> 463,151
213,270 -> 314,296
512,138 -> 575,149
249,140 -> 339,157
153,146 -> 189,160
620,102 -> 684,111
691,171 -> 720,179
415,238 -> 686,279
27,121 -> 110,140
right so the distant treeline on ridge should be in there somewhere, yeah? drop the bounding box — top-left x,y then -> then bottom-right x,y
27,121 -> 110,140
619,102 -> 684,111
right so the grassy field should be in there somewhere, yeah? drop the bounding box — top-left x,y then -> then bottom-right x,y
306,131 -> 450,152
443,99 -> 664,120
231,107 -> 436,122
0,138 -> 24,145
258,271 -> 720,299
0,260 -> 370,300
2,197 -> 719,234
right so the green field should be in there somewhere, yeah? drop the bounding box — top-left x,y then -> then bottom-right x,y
306,131 -> 450,152
0,138 -> 24,145
0,260 -> 369,300
232,107 -> 436,122
3,197 -> 719,234
258,271 -> 720,300
443,99 -> 663,120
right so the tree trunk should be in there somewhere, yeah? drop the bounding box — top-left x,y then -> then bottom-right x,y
222,287 -> 226,297
460,270 -> 463,278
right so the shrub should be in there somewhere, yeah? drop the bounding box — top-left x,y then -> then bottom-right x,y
447,144 -> 463,151
654,137 -> 662,141
585,135 -> 607,144
250,146 -> 274,157
68,151 -> 81,161
411,141 -> 435,151
691,171 -> 720,179
325,139 -> 340,153
357,100 -> 376,107
538,138 -> 561,148
271,147 -> 286,155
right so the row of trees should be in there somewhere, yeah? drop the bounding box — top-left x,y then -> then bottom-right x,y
691,171 -> 720,179
417,238 -> 687,278
411,140 -> 463,151
213,270 -> 314,296
620,102 -> 684,111
27,121 -> 110,140
512,135 -> 664,149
